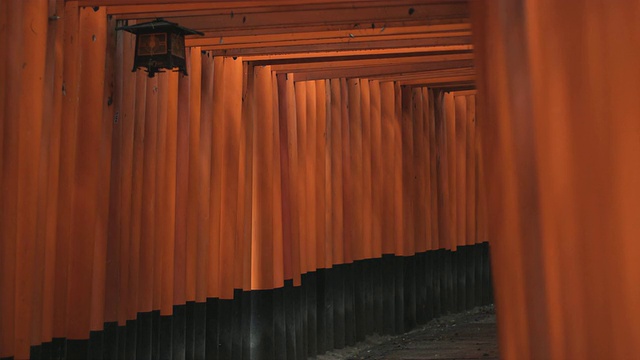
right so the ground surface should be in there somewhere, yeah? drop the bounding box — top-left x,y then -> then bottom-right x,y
317,306 -> 498,360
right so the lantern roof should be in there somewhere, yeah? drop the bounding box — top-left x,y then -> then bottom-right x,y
116,18 -> 204,36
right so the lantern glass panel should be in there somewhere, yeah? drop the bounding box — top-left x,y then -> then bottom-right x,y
171,33 -> 186,59
138,33 -> 167,56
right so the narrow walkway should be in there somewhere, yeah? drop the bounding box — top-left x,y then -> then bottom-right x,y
319,306 -> 498,360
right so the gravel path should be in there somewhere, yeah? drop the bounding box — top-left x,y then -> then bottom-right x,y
318,306 -> 498,360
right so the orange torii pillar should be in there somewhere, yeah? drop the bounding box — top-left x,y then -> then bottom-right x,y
473,1 -> 640,359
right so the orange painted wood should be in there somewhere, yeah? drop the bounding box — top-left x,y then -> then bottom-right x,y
204,54 -> 221,299
32,0 -> 66,348
305,80 -> 318,271
174,63 -> 191,305
433,91 -> 449,250
128,71 -> 148,320
154,3 -> 468,34
315,79 -> 328,268
242,45 -> 473,62
400,85 -> 415,256
251,64 -> 276,290
392,82 -> 404,255
282,73 -> 302,285
90,12 -> 115,331
464,95 -> 476,246
329,78 -> 345,266
51,0 -> 80,342
427,89 -> 439,250
0,1 -> 22,355
161,72 -> 179,315
369,80 -> 383,258
30,0 -> 57,347
104,16 -> 124,326
66,6 -> 106,341
422,89 -> 435,251
191,31 -> 470,53
277,73 -> 294,282
360,79 -> 374,260
347,78 -> 364,260
293,81 -> 308,274
196,53 -> 213,303
239,63 -> 254,291
474,109 -> 488,247
0,0 -> 5,175
471,3 -> 529,356
225,31 -> 473,62
117,30 -> 138,325
103,0 -> 438,10
186,47 -> 202,302
444,92 -> 456,250
152,74 -> 169,312
454,95 -> 467,248
41,0 -> 67,343
290,60 -> 473,83
379,81 -> 396,255
219,57 -> 244,299
208,33 -> 468,55
340,78 -> 353,264
272,70 -> 285,289
139,76 -> 159,314
412,87 -> 427,253
271,53 -> 473,73
322,79 -> 334,269
107,0 -> 468,33
14,0 -> 47,352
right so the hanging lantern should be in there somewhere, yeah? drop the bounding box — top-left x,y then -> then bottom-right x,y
116,18 -> 204,78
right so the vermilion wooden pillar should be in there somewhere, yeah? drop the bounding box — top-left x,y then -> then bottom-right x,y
315,79 -> 329,269
161,71 -> 179,317
380,81 -> 396,256
369,80 -> 383,258
329,78 -> 345,267
185,47 -> 202,305
464,95 -> 476,247
305,80 -> 318,271
219,57 -> 243,300
360,80 -> 373,260
207,54 -> 222,300
293,81 -> 307,276
66,0 -> 106,337
473,1 -> 640,359
40,0 -> 66,349
251,64 -> 276,291
0,1 -> 20,356
196,53 -> 213,304
117,28 -> 138,328
426,89 -> 439,251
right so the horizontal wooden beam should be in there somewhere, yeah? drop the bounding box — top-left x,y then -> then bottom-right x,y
92,0 -> 394,7
240,45 -> 473,62
103,0 -> 467,16
204,35 -> 471,56
398,75 -> 475,86
117,3 -> 468,33
267,52 -> 473,72
289,60 -> 473,81
185,23 -> 470,47
453,89 -> 477,96
188,31 -> 470,51
369,67 -> 475,81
